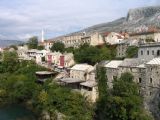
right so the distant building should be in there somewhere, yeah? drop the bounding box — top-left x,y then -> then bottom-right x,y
45,52 -> 62,66
58,53 -> 75,68
36,50 -> 49,64
116,39 -> 139,58
138,42 -> 160,60
102,32 -> 125,45
39,40 -> 54,51
130,28 -> 160,42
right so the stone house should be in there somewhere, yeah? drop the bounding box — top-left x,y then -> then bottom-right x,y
69,64 -> 94,81
58,53 -> 75,68
45,52 -> 62,66
138,42 -> 160,60
59,33 -> 84,48
36,50 -> 49,64
104,60 -> 123,88
116,39 -> 139,58
80,32 -> 105,46
144,58 -> 160,119
130,31 -> 160,42
80,80 -> 98,102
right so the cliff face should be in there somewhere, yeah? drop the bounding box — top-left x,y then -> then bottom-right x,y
51,6 -> 160,40
82,6 -> 160,34
126,6 -> 160,22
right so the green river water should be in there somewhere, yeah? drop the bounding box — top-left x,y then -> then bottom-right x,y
0,105 -> 36,120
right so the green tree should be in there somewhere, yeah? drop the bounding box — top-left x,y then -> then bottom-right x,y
105,72 -> 153,120
74,44 -> 116,65
126,46 -> 138,58
9,45 -> 18,50
37,45 -> 44,50
2,51 -> 18,72
50,42 -> 65,53
95,66 -> 108,120
28,36 -> 38,49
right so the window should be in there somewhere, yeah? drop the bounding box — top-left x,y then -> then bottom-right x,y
139,78 -> 142,83
149,92 -> 152,96
147,50 -> 149,55
150,78 -> 152,83
152,50 -> 154,55
141,50 -> 143,55
157,50 -> 160,56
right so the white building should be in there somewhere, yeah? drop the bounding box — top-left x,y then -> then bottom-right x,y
103,32 -> 125,45
36,50 -> 49,64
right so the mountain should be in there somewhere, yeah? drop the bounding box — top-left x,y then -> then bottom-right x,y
53,5 -> 160,39
0,40 -> 24,48
82,6 -> 160,34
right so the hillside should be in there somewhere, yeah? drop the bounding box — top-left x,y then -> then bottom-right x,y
0,40 -> 24,47
50,5 -> 160,40
83,5 -> 160,34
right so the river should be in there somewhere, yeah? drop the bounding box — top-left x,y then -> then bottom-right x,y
0,105 -> 36,120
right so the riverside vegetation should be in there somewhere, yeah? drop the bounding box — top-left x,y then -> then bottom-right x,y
0,49 -> 153,120
0,51 -> 93,120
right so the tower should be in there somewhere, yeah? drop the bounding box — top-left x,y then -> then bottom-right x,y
41,29 -> 44,42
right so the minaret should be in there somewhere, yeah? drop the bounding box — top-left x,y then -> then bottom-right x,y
41,29 -> 44,42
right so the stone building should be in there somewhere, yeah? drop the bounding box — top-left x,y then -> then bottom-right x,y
58,53 -> 75,68
45,52 -> 62,66
130,31 -> 160,42
104,58 -> 160,119
58,33 -> 84,48
69,64 -> 94,81
144,58 -> 160,119
116,39 -> 139,58
138,42 -> 160,60
104,60 -> 123,88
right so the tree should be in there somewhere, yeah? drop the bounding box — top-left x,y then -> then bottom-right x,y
28,36 -> 38,49
74,44 -> 116,65
9,45 -> 18,50
50,42 -> 65,53
74,45 -> 100,65
37,45 -> 44,50
126,46 -> 138,58
105,72 -> 153,120
2,51 -> 18,72
95,66 -> 108,120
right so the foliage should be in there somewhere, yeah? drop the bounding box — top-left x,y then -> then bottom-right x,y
37,45 -> 44,50
27,36 -> 38,49
65,47 -> 75,53
50,42 -> 65,53
95,70 -> 153,120
1,51 -> 19,73
74,44 -> 116,65
95,66 -> 108,120
126,46 -> 138,58
9,45 -> 18,50
0,58 -> 93,119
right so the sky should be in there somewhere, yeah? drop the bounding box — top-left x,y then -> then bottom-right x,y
0,0 -> 160,41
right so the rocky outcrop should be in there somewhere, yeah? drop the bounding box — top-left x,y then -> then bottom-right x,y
126,6 -> 160,22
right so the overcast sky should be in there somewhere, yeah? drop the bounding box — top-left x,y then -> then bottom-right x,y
0,0 -> 160,41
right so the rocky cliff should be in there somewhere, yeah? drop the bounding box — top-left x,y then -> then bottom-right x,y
81,6 -> 160,34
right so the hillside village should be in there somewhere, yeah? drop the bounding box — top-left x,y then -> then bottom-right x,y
1,26 -> 160,119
